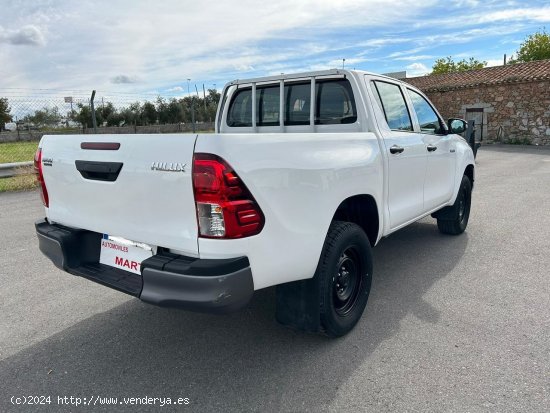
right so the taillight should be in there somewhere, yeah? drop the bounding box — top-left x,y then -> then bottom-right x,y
33,148 -> 49,207
193,153 -> 264,238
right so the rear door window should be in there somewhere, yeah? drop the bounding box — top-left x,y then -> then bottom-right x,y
371,81 -> 413,131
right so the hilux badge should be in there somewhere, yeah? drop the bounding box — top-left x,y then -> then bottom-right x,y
151,162 -> 187,172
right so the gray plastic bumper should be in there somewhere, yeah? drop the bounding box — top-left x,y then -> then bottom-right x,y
140,266 -> 253,312
35,218 -> 254,313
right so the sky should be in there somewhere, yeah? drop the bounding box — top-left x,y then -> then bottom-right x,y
1,0 -> 549,100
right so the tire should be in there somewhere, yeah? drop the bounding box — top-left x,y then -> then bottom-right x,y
437,175 -> 472,235
317,221 -> 373,337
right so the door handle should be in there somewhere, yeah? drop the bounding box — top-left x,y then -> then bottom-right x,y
75,160 -> 123,182
427,145 -> 438,152
390,145 -> 404,154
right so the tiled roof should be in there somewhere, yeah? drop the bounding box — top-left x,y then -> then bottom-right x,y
405,59 -> 550,92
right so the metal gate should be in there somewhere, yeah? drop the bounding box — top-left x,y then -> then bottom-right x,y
465,108 -> 484,142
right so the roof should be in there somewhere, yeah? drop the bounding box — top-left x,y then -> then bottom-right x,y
228,69 -> 347,86
405,59 -> 550,92
227,69 -> 401,87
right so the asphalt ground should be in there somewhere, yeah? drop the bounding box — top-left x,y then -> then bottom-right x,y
0,145 -> 549,412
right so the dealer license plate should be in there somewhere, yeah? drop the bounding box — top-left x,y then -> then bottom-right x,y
99,235 -> 154,275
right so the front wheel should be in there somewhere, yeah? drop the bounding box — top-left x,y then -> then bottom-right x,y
437,175 -> 472,235
317,221 -> 373,337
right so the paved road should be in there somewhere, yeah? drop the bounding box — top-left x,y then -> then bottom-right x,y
0,145 -> 549,412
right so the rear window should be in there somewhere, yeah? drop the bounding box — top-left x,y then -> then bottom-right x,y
316,80 -> 357,125
226,79 -> 357,127
227,88 -> 252,127
285,82 -> 311,126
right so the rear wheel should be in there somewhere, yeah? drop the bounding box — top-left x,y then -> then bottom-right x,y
317,221 -> 373,337
437,175 -> 472,235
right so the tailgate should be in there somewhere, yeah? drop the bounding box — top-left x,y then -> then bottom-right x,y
40,134 -> 199,256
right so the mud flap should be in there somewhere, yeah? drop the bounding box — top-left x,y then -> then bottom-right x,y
431,204 -> 456,220
275,277 -> 321,333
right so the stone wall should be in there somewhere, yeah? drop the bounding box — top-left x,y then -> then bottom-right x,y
422,80 -> 550,145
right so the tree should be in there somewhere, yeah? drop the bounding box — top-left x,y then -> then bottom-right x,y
510,29 -> 550,63
432,56 -> 487,74
73,103 -> 92,128
0,98 -> 13,130
96,101 -> 125,126
166,98 -> 185,124
23,106 -> 61,128
140,101 -> 157,125
205,89 -> 220,121
118,102 -> 141,126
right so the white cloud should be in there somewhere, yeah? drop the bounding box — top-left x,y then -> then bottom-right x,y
0,25 -> 45,46
0,0 -> 548,93
486,59 -> 504,67
111,75 -> 138,84
388,48 -> 428,58
166,86 -> 184,92
478,7 -> 550,24
0,0 -> 439,91
451,0 -> 480,6
393,54 -> 434,61
406,62 -> 430,76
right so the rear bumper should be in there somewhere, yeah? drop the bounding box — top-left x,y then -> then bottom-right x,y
35,219 -> 254,313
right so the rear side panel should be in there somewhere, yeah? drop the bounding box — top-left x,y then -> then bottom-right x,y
195,132 -> 384,290
40,134 -> 199,256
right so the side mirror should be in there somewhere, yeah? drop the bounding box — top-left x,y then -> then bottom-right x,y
448,118 -> 467,134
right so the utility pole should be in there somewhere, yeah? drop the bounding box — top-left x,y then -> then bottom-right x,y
191,97 -> 196,133
186,79 -> 191,126
90,90 -> 97,133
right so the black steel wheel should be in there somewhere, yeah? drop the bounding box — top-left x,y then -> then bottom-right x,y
317,221 -> 373,337
437,175 -> 472,235
333,248 -> 362,316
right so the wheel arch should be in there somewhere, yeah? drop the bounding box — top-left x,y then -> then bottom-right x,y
464,163 -> 474,189
332,194 -> 380,246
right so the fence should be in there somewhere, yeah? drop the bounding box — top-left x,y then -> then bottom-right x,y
0,89 -> 220,165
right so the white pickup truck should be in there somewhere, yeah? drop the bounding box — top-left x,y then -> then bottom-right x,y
35,69 -> 474,336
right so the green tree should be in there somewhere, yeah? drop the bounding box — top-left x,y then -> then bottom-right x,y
432,56 -> 487,74
156,96 -> 184,124
141,101 -> 157,125
96,101 -> 125,126
205,89 -> 220,121
155,96 -> 168,124
73,103 -> 92,128
0,98 -> 12,130
23,106 -> 62,128
179,96 -> 194,124
166,98 -> 185,124
119,102 -> 141,126
510,29 -> 550,63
